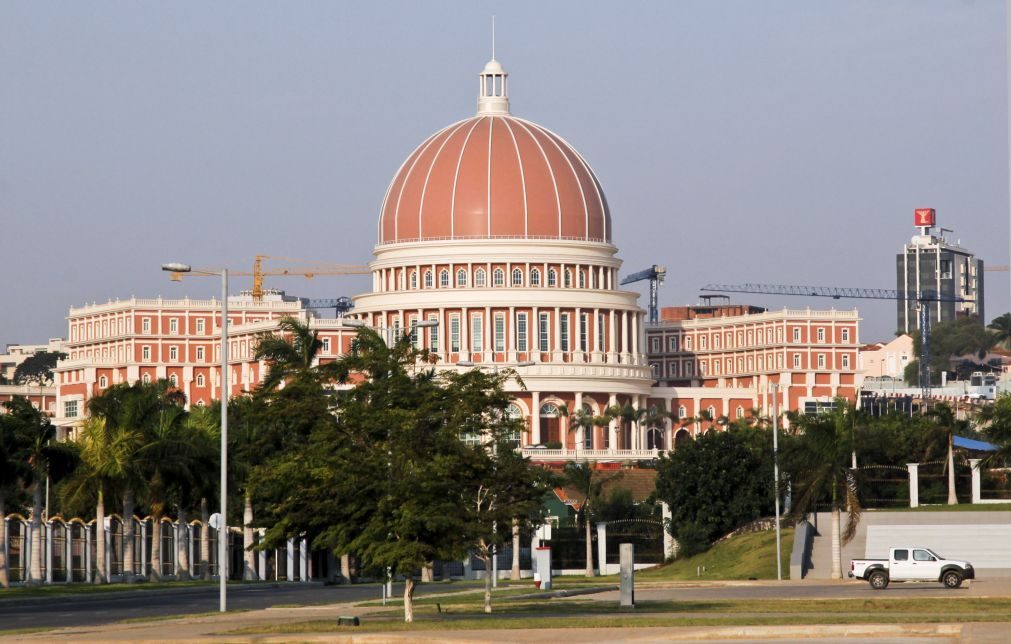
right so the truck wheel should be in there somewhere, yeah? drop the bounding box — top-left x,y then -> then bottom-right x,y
942,571 -> 963,589
868,571 -> 889,590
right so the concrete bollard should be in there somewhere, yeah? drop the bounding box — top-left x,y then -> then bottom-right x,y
534,547 -> 552,590
619,543 -> 634,607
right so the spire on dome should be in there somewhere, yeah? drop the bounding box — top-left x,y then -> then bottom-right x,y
477,21 -> 509,116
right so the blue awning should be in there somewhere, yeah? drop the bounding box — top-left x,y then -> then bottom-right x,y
954,436 -> 998,452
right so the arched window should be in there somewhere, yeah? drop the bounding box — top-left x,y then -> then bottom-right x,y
540,402 -> 560,417
512,268 -> 523,286
547,269 -> 558,287
424,270 -> 433,288
504,403 -> 523,447
142,373 -> 151,384
564,269 -> 572,288
736,406 -> 745,419
456,269 -> 467,287
707,405 -> 716,419
196,373 -> 205,387
475,268 -> 486,287
440,269 -> 450,288
493,268 -> 505,287
99,376 -> 107,388
410,271 -> 418,289
169,374 -> 178,387
530,268 -> 541,286
678,405 -> 687,419
196,399 -> 206,407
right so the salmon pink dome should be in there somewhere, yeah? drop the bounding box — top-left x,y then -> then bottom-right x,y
377,59 -> 611,245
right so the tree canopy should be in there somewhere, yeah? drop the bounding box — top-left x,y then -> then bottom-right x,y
13,351 -> 67,385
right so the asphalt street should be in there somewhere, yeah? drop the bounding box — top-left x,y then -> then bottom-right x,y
0,581 -> 464,632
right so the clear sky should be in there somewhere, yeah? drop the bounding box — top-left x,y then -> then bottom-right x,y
1,0 -> 1006,347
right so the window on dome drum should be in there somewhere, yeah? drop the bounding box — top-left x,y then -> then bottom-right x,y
547,269 -> 557,287
578,270 -> 585,288
196,373 -> 205,387
493,268 -> 505,287
564,269 -> 572,288
475,268 -> 486,287
512,268 -> 523,286
560,313 -> 570,352
538,313 -> 550,352
450,316 -> 460,352
516,312 -> 528,351
530,268 -> 541,286
597,313 -> 605,352
440,270 -> 450,288
429,317 -> 439,351
494,314 -> 505,351
579,313 -> 588,352
457,269 -> 467,287
424,271 -> 433,288
410,271 -> 418,289
471,314 -> 483,352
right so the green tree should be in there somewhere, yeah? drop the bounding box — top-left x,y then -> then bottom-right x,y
254,316 -> 323,392
13,351 -> 67,385
2,397 -> 78,584
784,402 -> 861,580
989,313 -> 1011,350
0,402 -> 30,588
911,316 -> 995,384
978,393 -> 1011,468
654,427 -> 775,557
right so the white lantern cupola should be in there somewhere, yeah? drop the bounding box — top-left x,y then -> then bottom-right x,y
477,59 -> 509,115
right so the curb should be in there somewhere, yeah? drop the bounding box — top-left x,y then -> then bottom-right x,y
506,585 -> 618,600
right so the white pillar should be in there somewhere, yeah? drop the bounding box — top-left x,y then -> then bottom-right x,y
45,521 -> 53,584
65,523 -> 72,584
596,522 -> 608,576
140,520 -> 148,579
300,537 -> 309,582
608,393 -> 618,450
575,392 -> 584,453
531,391 -> 541,444
661,502 -> 674,560
258,529 -> 267,579
286,538 -> 295,581
969,459 -> 982,503
85,523 -> 93,583
907,463 -> 920,508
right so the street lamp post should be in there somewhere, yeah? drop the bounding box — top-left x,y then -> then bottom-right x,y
162,263 -> 229,612
771,382 -> 782,582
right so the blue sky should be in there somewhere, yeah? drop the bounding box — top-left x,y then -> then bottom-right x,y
1,0 -> 1006,345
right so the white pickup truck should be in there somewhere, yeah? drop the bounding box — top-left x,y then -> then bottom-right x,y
850,547 -> 975,589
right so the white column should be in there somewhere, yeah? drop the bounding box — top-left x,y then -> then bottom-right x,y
299,537 -> 309,582
258,529 -> 267,579
574,392 -> 584,453
907,463 -> 920,508
631,312 -> 639,358
608,310 -> 616,361
596,523 -> 608,575
970,459 -> 982,503
85,523 -> 93,583
621,311 -> 629,359
507,305 -> 516,361
45,521 -> 53,584
286,538 -> 295,581
531,391 -> 541,444
553,307 -> 561,361
608,393 -> 618,450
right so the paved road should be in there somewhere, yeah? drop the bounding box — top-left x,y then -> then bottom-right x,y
0,581 -> 469,633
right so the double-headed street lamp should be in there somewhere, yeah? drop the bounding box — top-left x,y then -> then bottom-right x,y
162,263 -> 229,612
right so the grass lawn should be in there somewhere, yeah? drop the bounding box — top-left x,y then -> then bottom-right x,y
0,579 -> 253,599
637,528 -> 794,581
226,596 -> 1011,635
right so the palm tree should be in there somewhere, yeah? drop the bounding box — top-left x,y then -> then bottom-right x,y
0,401 -> 31,588
978,393 -> 1011,468
87,380 -> 182,581
785,401 -> 860,580
254,316 -> 323,392
59,417 -> 143,584
562,461 -> 618,577
3,397 -> 78,585
989,313 -> 1011,350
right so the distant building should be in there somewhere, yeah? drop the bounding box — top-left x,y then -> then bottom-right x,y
645,304 -> 861,441
896,208 -> 983,333
0,339 -> 66,382
858,334 -> 913,384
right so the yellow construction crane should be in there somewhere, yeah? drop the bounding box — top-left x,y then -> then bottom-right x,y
169,254 -> 370,300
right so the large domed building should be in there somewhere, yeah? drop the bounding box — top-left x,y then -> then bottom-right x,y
351,58 -> 656,456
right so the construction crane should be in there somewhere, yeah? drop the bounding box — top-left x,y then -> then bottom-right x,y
169,255 -> 370,302
699,282 -> 966,402
621,265 -> 667,324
